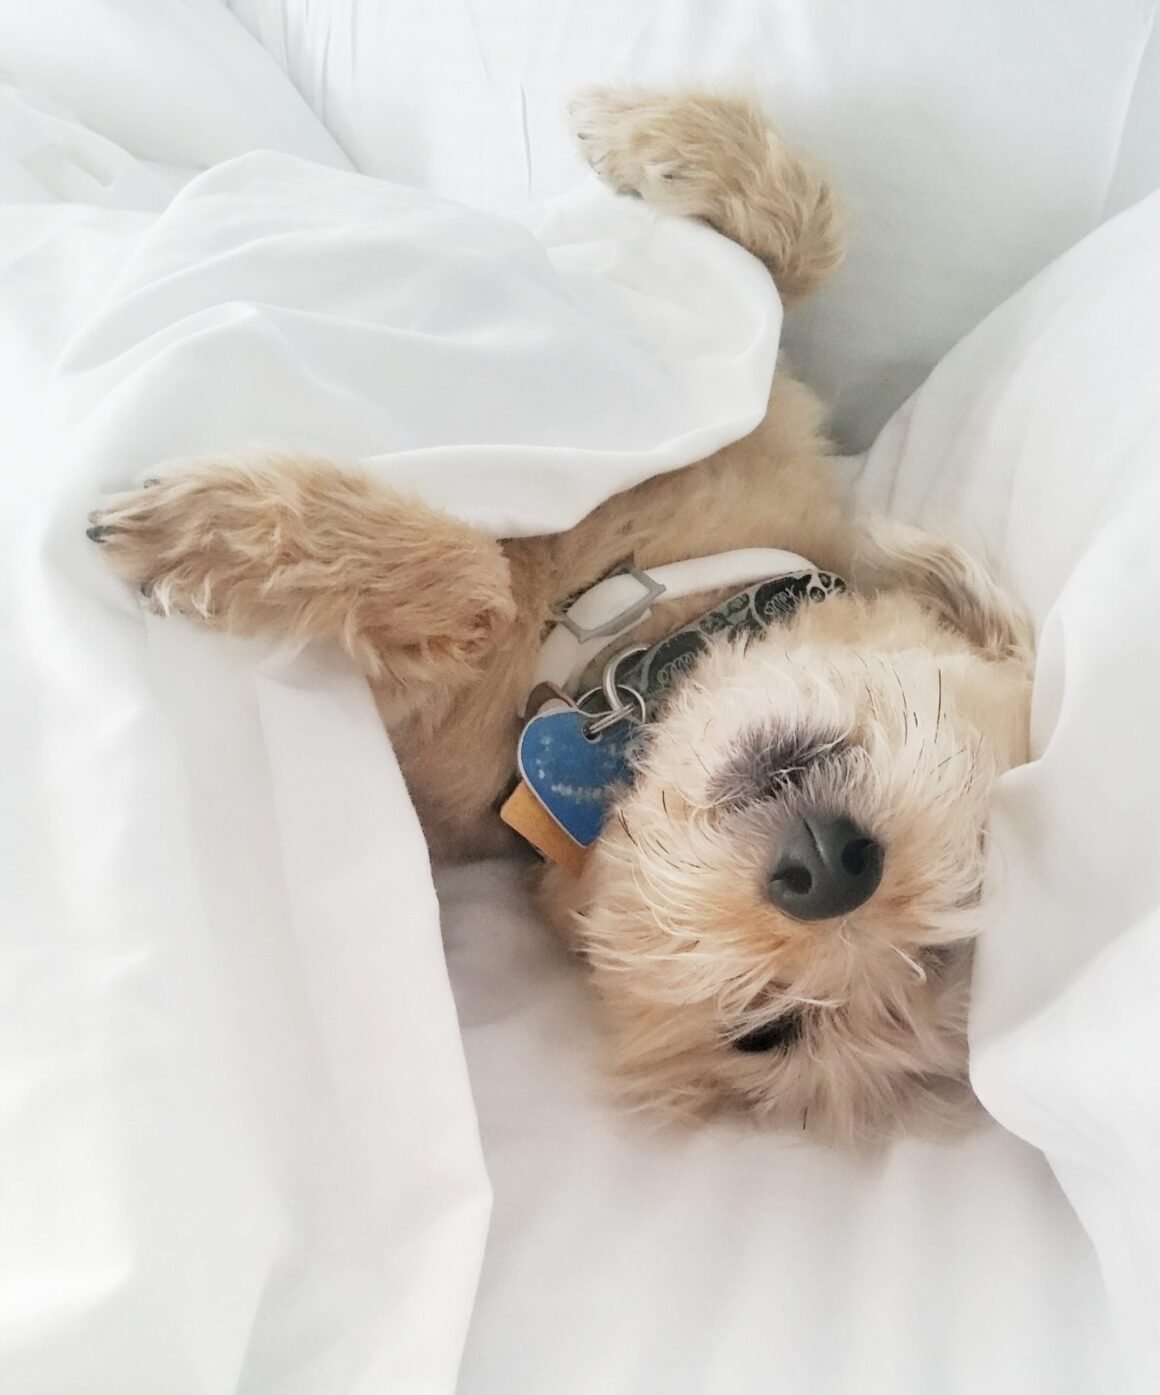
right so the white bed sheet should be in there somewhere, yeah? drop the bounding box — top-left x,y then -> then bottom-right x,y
0,28 -> 784,1393
3,3 -> 1159,1393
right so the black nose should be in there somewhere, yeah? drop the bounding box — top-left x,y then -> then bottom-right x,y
767,814 -> 883,921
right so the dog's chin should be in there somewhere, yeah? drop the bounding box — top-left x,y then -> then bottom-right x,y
591,942 -> 980,1145
570,872 -> 981,1143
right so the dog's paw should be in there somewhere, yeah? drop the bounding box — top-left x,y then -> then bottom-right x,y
569,85 -> 843,301
87,462 -> 520,681
568,84 -> 768,222
569,85 -> 690,200
87,474 -> 227,619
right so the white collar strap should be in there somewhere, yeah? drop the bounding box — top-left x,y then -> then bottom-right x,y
530,547 -> 820,704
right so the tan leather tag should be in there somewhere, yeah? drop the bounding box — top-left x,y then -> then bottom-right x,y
500,780 -> 588,877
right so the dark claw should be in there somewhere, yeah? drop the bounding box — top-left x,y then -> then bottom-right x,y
143,478 -> 161,488
86,524 -> 109,543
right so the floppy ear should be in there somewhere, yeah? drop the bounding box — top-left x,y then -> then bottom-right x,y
855,518 -> 1034,662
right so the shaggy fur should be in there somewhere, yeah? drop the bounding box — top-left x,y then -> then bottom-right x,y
90,88 -> 1034,1145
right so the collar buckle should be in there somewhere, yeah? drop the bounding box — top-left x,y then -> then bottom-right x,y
550,559 -> 667,642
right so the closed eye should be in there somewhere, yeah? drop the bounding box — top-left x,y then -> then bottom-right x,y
710,728 -> 848,806
732,1013 -> 803,1054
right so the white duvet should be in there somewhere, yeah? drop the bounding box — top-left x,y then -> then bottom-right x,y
2,4 -> 1159,1394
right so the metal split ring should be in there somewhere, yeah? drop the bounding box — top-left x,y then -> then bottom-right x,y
581,645 -> 647,737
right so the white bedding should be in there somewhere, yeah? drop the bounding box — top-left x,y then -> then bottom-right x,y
2,4 -> 1159,1393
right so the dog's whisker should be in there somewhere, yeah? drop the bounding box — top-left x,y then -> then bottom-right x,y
616,810 -> 640,849
887,942 -> 928,983
935,668 -> 943,740
892,670 -> 910,744
778,991 -> 844,1009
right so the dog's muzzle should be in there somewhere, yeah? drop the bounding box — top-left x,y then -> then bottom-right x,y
767,814 -> 884,920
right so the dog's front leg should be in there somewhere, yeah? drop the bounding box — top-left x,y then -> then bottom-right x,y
89,456 -> 516,700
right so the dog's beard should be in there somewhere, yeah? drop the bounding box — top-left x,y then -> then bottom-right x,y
555,618 -> 1029,1143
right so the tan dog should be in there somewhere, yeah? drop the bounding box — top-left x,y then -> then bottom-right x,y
89,89 -> 1034,1144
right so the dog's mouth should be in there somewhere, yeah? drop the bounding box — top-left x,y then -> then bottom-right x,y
731,1012 -> 804,1054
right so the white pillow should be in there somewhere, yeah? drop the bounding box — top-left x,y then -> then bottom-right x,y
858,190 -> 1160,1393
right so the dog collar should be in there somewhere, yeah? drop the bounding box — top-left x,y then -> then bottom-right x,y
501,550 -> 845,873
528,548 -> 827,706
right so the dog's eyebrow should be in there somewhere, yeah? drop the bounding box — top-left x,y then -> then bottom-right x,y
708,727 -> 847,806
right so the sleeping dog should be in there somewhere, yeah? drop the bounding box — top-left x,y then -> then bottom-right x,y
89,88 -> 1033,1143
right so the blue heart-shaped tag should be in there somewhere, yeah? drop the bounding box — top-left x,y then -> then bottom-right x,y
517,703 -> 635,847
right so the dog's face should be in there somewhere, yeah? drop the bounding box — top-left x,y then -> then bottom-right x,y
548,565 -> 1033,1143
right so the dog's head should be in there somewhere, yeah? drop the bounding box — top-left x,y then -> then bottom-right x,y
547,529 -> 1033,1143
